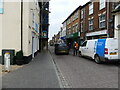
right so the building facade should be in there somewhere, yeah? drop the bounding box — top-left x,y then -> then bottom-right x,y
0,1 -> 40,63
61,21 -> 67,43
65,6 -> 81,47
80,1 -> 120,41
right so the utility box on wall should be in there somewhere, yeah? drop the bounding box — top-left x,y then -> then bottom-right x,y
2,49 -> 15,65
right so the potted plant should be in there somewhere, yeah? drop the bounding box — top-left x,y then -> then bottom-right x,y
15,50 -> 24,65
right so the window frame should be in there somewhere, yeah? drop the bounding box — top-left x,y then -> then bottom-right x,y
99,14 -> 106,28
89,19 -> 94,31
99,0 -> 106,10
89,3 -> 93,15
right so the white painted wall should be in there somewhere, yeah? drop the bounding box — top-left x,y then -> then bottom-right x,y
1,1 -> 39,57
23,2 -> 39,56
2,2 -> 21,53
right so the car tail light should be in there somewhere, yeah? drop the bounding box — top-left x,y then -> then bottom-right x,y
104,48 -> 108,54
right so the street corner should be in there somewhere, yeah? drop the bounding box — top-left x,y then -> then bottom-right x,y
0,64 -> 24,76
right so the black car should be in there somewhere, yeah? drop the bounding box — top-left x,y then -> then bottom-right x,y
54,43 -> 69,55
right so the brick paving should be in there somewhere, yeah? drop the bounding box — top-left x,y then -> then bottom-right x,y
2,50 -> 60,88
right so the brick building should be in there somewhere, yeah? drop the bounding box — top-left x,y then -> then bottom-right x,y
65,6 -> 81,46
52,1 -> 120,46
80,1 -> 120,43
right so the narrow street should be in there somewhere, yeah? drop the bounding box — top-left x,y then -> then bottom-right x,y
2,46 -> 119,89
49,46 -> 119,88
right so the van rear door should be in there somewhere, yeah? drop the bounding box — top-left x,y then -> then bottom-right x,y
106,38 -> 119,59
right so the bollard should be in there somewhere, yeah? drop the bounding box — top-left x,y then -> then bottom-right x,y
4,52 -> 11,72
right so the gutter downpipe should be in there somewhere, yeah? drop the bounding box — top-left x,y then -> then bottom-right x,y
107,0 -> 110,38
21,0 -> 23,51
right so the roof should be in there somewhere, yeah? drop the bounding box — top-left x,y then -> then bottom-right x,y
62,1 -> 91,24
62,5 -> 82,24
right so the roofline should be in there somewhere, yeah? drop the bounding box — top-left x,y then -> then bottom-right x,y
62,5 -> 82,24
62,1 -> 91,24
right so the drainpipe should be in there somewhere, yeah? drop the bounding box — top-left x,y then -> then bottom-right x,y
21,0 -> 23,51
107,1 -> 109,38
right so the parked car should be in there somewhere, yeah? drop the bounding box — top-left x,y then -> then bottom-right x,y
54,43 -> 69,55
79,38 -> 120,64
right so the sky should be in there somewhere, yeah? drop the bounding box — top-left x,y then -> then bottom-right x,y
49,0 -> 90,40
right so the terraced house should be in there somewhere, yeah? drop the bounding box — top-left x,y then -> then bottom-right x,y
0,0 -> 40,64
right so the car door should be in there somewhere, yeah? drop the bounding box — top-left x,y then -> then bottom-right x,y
80,41 -> 87,56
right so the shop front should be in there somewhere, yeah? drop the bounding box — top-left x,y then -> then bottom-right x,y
66,32 -> 80,48
86,30 -> 108,40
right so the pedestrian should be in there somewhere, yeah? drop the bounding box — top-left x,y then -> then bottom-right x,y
73,41 -> 79,56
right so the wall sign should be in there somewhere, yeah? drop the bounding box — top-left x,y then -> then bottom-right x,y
0,0 -> 3,14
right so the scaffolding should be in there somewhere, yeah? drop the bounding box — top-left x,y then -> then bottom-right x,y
39,1 -> 50,52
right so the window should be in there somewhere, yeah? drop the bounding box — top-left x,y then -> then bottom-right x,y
81,22 -> 83,32
99,0 -> 106,10
81,41 -> 87,47
32,13 -> 35,29
99,14 -> 106,28
89,19 -> 93,30
112,2 -> 119,9
81,9 -> 84,19
89,3 -> 93,15
75,24 -> 78,32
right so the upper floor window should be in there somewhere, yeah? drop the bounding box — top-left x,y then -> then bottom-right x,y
89,3 -> 93,15
99,0 -> 106,10
67,19 -> 70,25
89,19 -> 93,31
99,14 -> 106,28
75,24 -> 78,32
81,22 -> 83,32
81,9 -> 84,19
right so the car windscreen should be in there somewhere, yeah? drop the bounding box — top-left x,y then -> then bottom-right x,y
59,43 -> 67,47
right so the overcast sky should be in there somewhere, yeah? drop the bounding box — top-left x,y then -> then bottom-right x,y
49,0 -> 90,40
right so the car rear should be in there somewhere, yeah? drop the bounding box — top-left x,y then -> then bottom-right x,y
55,43 -> 69,54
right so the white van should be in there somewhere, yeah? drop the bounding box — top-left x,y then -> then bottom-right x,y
79,38 -> 120,64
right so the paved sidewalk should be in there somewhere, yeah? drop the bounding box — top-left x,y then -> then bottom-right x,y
0,64 -> 23,76
2,50 -> 60,88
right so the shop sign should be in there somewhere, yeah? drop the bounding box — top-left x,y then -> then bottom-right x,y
86,30 -> 107,37
66,32 -> 79,38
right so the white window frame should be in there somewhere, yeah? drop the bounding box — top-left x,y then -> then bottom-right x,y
89,19 -> 93,31
81,22 -> 83,32
89,3 -> 93,15
99,14 -> 106,28
81,9 -> 84,19
75,24 -> 78,33
99,0 -> 106,10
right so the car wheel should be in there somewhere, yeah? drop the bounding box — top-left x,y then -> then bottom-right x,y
94,55 -> 102,64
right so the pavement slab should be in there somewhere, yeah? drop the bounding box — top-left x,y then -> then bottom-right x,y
2,50 -> 60,88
